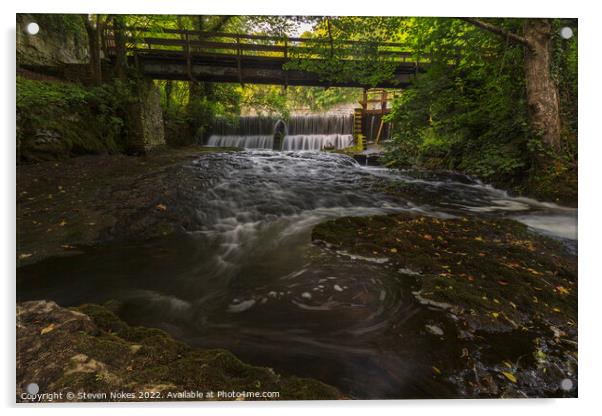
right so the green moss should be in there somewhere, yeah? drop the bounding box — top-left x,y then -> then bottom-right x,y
17,77 -> 133,162
312,213 -> 577,332
28,303 -> 343,400
73,304 -> 128,334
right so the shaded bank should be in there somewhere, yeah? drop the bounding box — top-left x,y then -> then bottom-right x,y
16,145 -> 240,266
16,300 -> 342,402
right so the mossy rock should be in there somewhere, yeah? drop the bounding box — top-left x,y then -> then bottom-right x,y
17,300 -> 344,402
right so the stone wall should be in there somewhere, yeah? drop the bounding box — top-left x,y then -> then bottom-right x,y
17,14 -> 89,67
127,80 -> 166,153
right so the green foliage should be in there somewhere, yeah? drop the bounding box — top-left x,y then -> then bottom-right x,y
284,17 -> 405,87
17,77 -> 134,160
382,18 -> 577,202
27,13 -> 86,42
161,81 -> 242,147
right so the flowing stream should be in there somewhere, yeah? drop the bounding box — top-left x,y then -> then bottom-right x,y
17,149 -> 577,398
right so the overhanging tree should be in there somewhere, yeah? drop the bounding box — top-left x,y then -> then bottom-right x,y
460,18 -> 562,152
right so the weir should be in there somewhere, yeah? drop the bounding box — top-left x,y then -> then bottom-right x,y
206,114 -> 355,151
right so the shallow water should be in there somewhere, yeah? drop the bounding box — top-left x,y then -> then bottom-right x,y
17,150 -> 577,398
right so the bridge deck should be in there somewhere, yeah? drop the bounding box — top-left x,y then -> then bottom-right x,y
107,27 -> 427,88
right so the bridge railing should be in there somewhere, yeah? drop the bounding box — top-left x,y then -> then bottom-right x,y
104,26 -> 424,64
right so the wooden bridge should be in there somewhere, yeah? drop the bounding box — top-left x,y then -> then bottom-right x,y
106,27 -> 427,88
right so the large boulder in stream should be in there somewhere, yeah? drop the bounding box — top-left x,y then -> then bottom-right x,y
17,300 -> 343,402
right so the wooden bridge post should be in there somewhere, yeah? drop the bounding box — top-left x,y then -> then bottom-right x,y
184,31 -> 193,81
236,35 -> 244,86
283,39 -> 288,89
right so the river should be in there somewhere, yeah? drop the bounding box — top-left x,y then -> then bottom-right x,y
16,149 -> 577,398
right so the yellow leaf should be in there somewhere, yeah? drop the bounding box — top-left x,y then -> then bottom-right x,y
19,253 -> 33,259
556,286 -> 570,295
474,236 -> 484,242
41,323 -> 56,335
432,366 -> 441,375
503,361 -> 513,368
491,312 -> 500,319
501,371 -> 517,383
59,220 -> 67,227
390,248 -> 398,253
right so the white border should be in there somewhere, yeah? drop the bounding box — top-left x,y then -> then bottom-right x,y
3,1 -> 599,415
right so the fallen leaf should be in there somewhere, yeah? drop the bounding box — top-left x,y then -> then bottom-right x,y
491,312 -> 500,319
59,220 -> 67,227
501,371 -> 517,383
156,204 -> 167,211
389,248 -> 398,253
19,253 -> 33,259
423,234 -> 433,241
497,280 -> 509,286
432,366 -> 441,375
41,323 -> 56,335
556,286 -> 570,295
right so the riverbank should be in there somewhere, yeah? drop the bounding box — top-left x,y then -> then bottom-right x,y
17,300 -> 342,402
312,213 -> 577,397
16,145 -> 239,266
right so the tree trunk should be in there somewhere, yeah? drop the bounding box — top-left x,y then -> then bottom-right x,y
82,15 -> 102,85
460,18 -> 563,153
113,15 -> 127,80
522,19 -> 562,152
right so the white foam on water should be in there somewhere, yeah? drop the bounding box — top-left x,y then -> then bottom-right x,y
282,134 -> 354,151
206,135 -> 273,149
512,214 -> 578,240
206,134 -> 354,151
227,299 -> 256,313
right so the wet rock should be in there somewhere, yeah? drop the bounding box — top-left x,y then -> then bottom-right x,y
425,324 -> 444,336
16,301 -> 343,402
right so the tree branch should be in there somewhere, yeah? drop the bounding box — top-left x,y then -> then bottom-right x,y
459,17 -> 533,50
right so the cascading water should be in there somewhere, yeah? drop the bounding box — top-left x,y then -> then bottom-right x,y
363,113 -> 391,141
206,115 -> 355,151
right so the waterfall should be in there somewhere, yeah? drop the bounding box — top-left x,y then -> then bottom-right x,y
363,114 -> 391,141
206,115 -> 354,151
